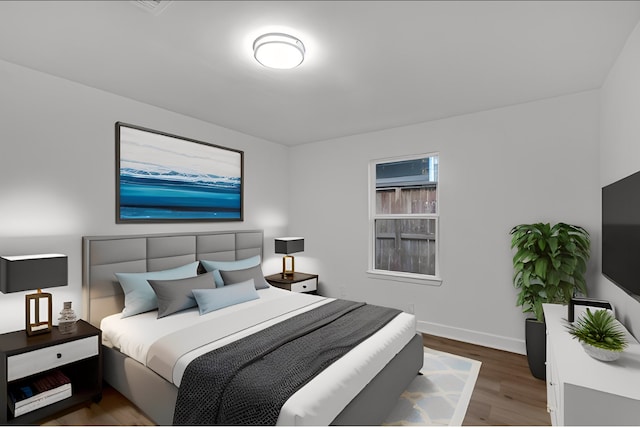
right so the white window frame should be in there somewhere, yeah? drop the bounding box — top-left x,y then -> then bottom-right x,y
367,153 -> 442,286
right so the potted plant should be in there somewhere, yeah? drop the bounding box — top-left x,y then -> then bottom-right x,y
566,308 -> 628,361
510,222 -> 590,379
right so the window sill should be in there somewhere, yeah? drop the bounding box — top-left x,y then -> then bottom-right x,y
366,270 -> 442,286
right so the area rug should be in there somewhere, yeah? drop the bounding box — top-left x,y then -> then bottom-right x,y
383,348 -> 481,426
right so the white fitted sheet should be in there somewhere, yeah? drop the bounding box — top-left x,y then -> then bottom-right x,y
100,286 -> 416,425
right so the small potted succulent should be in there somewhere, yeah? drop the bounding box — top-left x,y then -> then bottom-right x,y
566,308 -> 628,361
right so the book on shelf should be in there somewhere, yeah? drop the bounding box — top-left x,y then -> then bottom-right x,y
8,369 -> 72,417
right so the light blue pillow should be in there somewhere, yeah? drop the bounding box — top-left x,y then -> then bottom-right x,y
115,261 -> 199,318
200,255 -> 261,287
192,279 -> 259,315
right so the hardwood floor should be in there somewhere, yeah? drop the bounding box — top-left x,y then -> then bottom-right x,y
423,334 -> 550,426
40,387 -> 153,426
41,334 -> 550,426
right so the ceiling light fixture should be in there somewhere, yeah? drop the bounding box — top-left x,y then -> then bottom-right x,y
253,33 -> 305,69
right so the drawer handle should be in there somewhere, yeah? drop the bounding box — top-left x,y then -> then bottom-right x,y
57,353 -> 62,359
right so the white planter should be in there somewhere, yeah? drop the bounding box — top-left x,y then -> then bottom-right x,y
581,342 -> 622,362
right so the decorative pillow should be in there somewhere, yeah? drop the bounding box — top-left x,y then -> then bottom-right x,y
200,255 -> 261,287
219,264 -> 270,290
148,272 -> 216,318
115,262 -> 199,318
193,279 -> 259,315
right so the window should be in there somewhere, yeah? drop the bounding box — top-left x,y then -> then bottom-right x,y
369,154 -> 439,282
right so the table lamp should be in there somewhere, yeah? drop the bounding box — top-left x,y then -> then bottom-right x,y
0,254 -> 68,336
274,237 -> 304,278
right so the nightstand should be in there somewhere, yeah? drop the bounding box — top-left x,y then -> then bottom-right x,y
265,272 -> 318,294
0,320 -> 102,425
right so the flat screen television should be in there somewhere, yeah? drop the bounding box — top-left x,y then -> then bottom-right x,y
602,170 -> 640,297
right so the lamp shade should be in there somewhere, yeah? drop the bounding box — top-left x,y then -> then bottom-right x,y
275,237 -> 304,255
0,254 -> 68,293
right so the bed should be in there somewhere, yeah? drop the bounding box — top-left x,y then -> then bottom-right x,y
82,230 -> 423,425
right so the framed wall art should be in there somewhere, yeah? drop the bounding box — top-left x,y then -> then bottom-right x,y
115,122 -> 244,223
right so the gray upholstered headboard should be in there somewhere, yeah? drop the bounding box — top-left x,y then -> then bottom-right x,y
82,230 -> 263,328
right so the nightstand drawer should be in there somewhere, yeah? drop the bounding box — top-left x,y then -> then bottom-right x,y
290,278 -> 317,293
7,335 -> 99,381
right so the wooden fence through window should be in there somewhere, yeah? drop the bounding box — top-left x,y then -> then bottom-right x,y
375,187 -> 437,275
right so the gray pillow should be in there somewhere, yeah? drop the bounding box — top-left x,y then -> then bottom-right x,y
148,272 -> 216,318
200,255 -> 261,287
219,264 -> 270,290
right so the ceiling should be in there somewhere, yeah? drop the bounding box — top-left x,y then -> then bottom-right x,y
0,1 -> 639,146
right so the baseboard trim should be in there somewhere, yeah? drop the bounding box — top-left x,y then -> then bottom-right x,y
417,320 -> 526,355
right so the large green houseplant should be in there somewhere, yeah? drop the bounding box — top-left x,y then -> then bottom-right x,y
510,222 -> 590,378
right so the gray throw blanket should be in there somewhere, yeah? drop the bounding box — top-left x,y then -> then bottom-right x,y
173,299 -> 401,425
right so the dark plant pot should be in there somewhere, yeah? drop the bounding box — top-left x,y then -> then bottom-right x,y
525,318 -> 546,380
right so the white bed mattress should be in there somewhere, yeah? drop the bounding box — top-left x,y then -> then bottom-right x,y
101,286 -> 416,425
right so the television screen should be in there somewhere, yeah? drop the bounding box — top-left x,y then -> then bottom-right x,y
602,170 -> 640,297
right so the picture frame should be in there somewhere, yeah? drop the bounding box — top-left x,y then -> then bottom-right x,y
115,122 -> 244,223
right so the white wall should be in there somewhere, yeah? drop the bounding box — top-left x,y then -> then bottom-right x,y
0,59 -> 289,333
3,40 -> 629,354
288,91 -> 600,353
597,20 -> 640,337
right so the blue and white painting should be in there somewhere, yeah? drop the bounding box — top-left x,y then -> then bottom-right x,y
117,124 -> 243,222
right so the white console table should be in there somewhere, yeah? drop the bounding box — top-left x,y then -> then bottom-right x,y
543,303 -> 640,425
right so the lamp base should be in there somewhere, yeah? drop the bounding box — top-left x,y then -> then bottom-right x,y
282,255 -> 295,278
25,289 -> 53,336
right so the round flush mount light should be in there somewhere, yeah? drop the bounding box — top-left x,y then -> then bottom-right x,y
253,33 -> 305,69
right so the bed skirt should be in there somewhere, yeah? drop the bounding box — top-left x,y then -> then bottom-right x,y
102,333 -> 424,425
